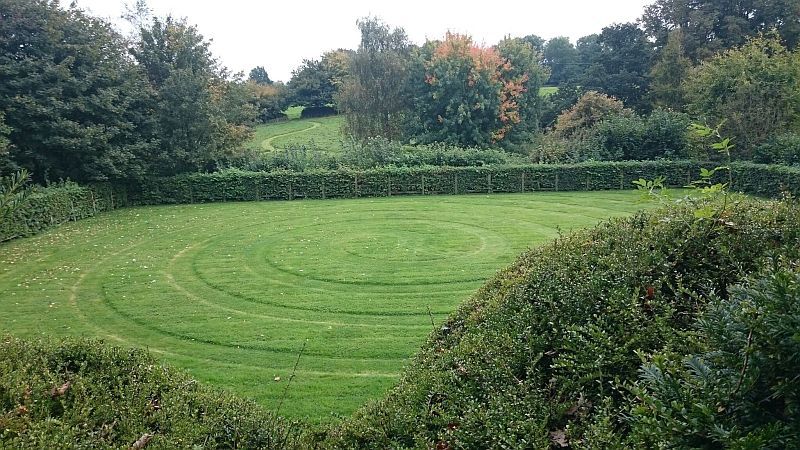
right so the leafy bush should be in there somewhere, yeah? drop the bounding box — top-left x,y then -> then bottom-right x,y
626,268 -> 800,448
315,198 -> 800,448
300,106 -> 337,118
552,91 -> 631,138
537,109 -> 690,163
340,137 -> 522,169
753,132 -> 800,166
0,337 -> 303,449
590,109 -> 690,161
684,34 -> 800,156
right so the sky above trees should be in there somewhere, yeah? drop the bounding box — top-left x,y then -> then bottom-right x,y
68,0 -> 652,82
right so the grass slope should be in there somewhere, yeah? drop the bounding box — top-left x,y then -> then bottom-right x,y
0,191 -> 650,420
247,116 -> 344,153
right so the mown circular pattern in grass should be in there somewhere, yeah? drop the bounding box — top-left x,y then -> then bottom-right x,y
0,192 -> 649,420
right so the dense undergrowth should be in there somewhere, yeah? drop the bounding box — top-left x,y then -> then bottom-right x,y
2,197 -> 798,448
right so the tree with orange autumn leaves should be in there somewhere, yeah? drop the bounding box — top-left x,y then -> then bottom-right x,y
408,33 -> 544,148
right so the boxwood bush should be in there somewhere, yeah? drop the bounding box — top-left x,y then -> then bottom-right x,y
0,337 -> 304,449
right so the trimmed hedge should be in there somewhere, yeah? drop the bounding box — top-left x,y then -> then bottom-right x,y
0,336 -> 303,449
129,161 -> 800,205
0,182 -> 123,242
4,162 -> 797,242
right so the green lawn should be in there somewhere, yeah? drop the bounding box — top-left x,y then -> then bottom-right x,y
540,86 -> 559,96
246,115 -> 344,153
0,191 -> 652,421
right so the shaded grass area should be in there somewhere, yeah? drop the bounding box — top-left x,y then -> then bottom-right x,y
0,191 -> 652,421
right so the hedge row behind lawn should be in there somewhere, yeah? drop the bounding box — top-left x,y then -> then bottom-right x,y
129,161 -> 799,205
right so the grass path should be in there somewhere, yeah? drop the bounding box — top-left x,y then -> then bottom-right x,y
0,191 -> 652,421
262,120 -> 320,151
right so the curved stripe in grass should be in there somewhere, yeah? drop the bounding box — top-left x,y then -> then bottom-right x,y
0,191 -> 650,420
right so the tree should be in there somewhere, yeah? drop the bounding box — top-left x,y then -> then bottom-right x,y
248,66 -> 272,85
0,0 -> 156,183
247,82 -> 290,122
338,17 -> 412,140
649,29 -> 692,110
683,34 -> 800,157
521,34 -> 546,53
131,16 -> 255,175
642,0 -> 800,62
543,36 -> 579,86
409,33 -> 529,147
496,37 -> 547,148
581,23 -> 655,112
288,50 -> 350,109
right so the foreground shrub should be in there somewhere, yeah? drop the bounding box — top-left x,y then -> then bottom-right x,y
625,269 -> 800,448
0,337 -> 303,449
317,198 -> 800,448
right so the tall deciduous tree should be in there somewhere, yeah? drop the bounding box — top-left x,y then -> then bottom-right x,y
248,66 -> 272,85
581,23 -> 654,112
338,17 -> 412,140
409,33 -> 529,147
0,0 -> 156,182
543,37 -> 579,86
130,16 -> 254,175
649,29 -> 692,110
684,34 -> 800,156
496,37 -> 547,148
642,0 -> 800,62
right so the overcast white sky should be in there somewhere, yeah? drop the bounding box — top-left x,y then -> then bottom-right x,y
70,0 -> 653,82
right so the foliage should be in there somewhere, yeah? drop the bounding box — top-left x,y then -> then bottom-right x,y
649,29 -> 692,110
495,37 -> 547,150
131,16 -> 256,176
316,198 -> 800,448
338,17 -> 412,141
580,22 -> 655,112
248,65 -> 273,85
408,33 -> 530,147
683,34 -> 800,157
627,269 -> 800,449
300,106 -> 338,119
0,337 -> 303,449
247,81 -> 291,122
0,181 -> 120,242
0,0 -> 157,183
0,169 -> 30,225
288,50 -> 351,109
339,137 -> 522,169
131,161 -> 703,204
642,0 -> 800,62
753,132 -> 800,166
543,37 -> 579,86
588,109 -> 691,161
539,83 -> 583,129
552,91 -> 630,138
